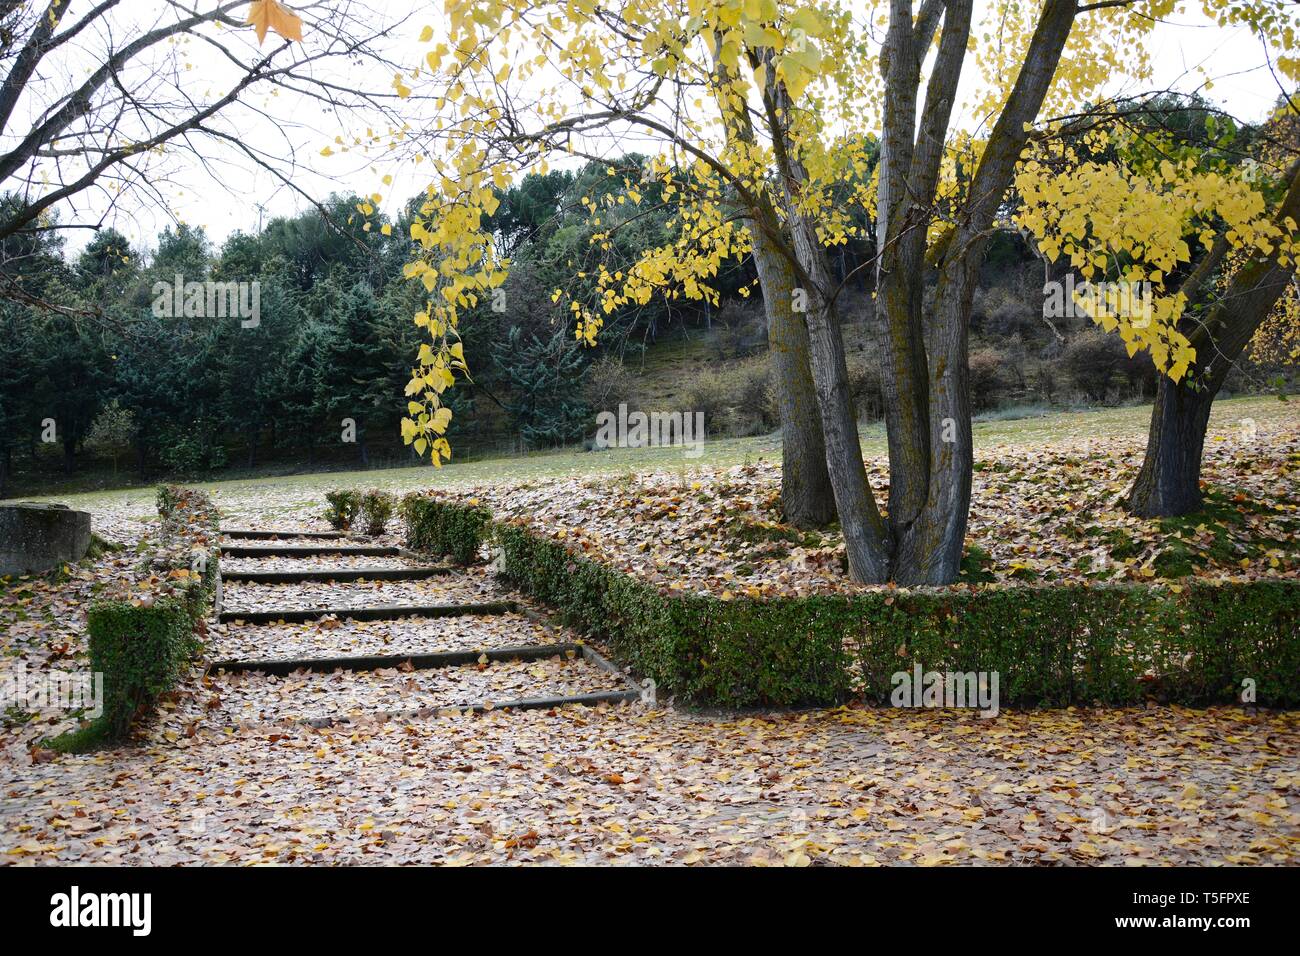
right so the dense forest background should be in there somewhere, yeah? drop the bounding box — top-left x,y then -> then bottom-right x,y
1,137 -> 1290,499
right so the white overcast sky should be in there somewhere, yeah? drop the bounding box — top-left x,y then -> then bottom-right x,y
9,0 -> 1288,258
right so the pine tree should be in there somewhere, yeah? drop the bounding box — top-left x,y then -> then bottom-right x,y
320,280 -> 394,465
491,326 -> 590,448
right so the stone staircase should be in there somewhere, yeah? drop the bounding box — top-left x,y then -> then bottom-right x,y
199,528 -> 642,728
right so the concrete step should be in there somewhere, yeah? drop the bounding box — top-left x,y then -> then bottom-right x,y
221,544 -> 400,559
221,529 -> 344,540
218,601 -> 515,625
209,641 -> 582,676
221,566 -> 450,584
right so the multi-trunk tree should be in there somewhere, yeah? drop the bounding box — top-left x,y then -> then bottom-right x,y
401,0 -> 1297,582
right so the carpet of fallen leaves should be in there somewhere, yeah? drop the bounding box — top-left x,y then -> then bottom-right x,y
3,544 -> 1299,865
184,656 -> 627,728
220,573 -> 508,615
222,554 -> 415,572
419,419 -> 1300,598
3,402 -> 1299,866
208,612 -> 562,662
3,703 -> 1297,865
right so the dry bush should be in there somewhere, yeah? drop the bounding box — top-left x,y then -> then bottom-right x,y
969,346 -> 1012,410
582,355 -> 643,415
685,355 -> 775,436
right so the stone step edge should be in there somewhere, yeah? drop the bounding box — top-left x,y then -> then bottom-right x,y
221,529 -> 344,540
301,689 -> 641,728
221,545 -> 400,558
220,566 -> 453,584
217,601 -> 516,625
208,641 -> 583,675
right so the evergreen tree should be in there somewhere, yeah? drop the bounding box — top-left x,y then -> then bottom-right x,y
320,280 -> 395,465
491,326 -> 590,447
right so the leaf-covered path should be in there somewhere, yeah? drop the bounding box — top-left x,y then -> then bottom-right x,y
3,523 -> 1298,866
4,701 -> 1297,865
199,529 -> 639,728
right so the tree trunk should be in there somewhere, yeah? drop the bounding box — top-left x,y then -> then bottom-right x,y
749,220 -> 837,528
883,0 -> 1073,583
708,35 -> 835,530
0,446 -> 9,499
873,0 -> 934,540
790,213 -> 891,581
1127,376 -> 1214,517
1127,158 -> 1300,517
894,253 -> 978,584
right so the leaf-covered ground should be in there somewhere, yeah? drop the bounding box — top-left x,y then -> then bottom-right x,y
410,402 -> 1300,597
2,397 -> 1298,866
3,702 -> 1297,865
220,572 -> 506,614
3,527 -> 1299,866
208,612 -> 563,662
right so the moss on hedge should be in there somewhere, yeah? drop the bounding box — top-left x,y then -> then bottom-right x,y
87,599 -> 198,738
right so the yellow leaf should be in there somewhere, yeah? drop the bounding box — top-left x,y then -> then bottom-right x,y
245,0 -> 303,45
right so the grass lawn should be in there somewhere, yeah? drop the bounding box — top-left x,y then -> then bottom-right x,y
4,394 -> 1293,528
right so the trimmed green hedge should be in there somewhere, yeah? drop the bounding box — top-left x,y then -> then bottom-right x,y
401,494 -> 492,565
86,599 -> 199,738
324,489 -> 363,531
51,487 -> 220,750
404,499 -> 1300,709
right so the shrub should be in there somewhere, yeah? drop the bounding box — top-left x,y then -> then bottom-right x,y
1061,329 -> 1149,402
156,484 -> 183,519
324,489 -> 362,530
481,509 -> 1300,709
49,487 -> 219,750
684,376 -> 732,432
845,350 -> 885,421
360,489 -> 396,536
582,355 -> 642,418
494,520 -> 851,706
401,494 -> 491,564
968,346 -> 1010,411
86,599 -> 197,739
1032,359 -> 1062,404
400,500 -> 1300,710
710,301 -> 766,360
684,356 -> 775,436
735,359 -> 776,431
973,285 -> 1038,338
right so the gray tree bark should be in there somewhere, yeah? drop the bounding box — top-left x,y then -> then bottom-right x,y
1128,161 -> 1300,516
875,0 -> 1075,583
711,35 -> 836,529
748,221 -> 838,528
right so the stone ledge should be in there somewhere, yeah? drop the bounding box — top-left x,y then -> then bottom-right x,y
0,502 -> 92,576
